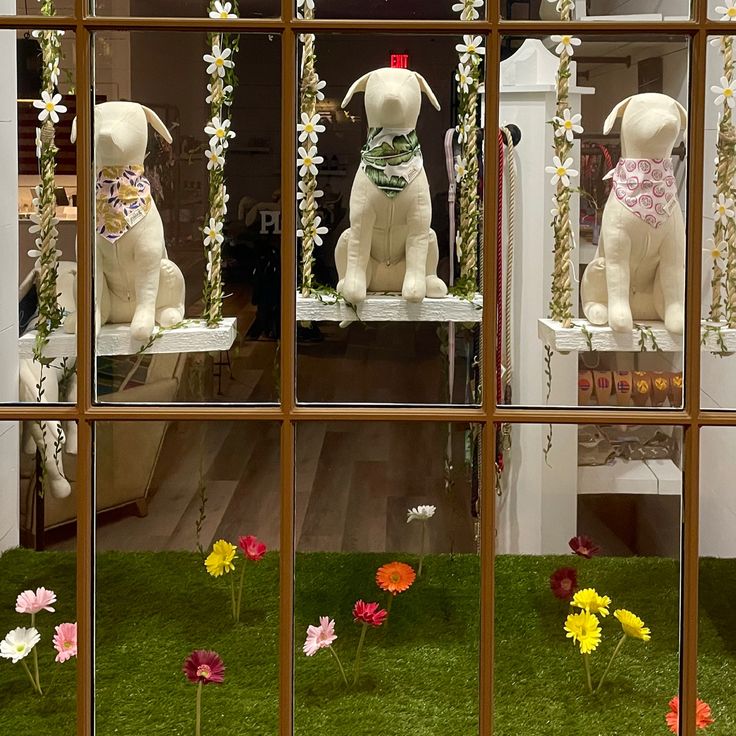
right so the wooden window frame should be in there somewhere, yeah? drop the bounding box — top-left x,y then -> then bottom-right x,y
0,0 -> 727,733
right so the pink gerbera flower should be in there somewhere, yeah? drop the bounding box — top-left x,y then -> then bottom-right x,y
353,600 -> 388,628
16,587 -> 57,614
569,535 -> 601,559
183,650 -> 225,685
550,567 -> 578,601
53,622 -> 78,663
666,696 -> 714,733
238,535 -> 267,562
303,617 -> 337,656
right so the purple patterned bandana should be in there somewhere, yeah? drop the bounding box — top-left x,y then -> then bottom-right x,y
95,165 -> 152,243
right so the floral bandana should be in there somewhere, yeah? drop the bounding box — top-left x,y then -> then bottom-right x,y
603,158 -> 677,229
95,165 -> 152,243
360,127 -> 423,198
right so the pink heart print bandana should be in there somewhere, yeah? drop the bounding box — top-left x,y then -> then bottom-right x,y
603,158 -> 677,229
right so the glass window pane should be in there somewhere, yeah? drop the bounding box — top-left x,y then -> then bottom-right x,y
295,421 -> 480,733
0,419 -> 77,735
495,422 -> 682,734
91,32 -> 280,404
94,0 -> 279,19
94,420 -> 280,734
503,0 -> 690,20
499,34 -> 689,409
298,0 -> 485,20
5,0 -> 74,15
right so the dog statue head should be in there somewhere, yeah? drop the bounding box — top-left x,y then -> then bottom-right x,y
342,67 -> 440,129
603,93 -> 687,160
71,101 -> 172,168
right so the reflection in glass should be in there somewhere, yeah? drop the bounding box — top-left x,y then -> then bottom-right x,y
503,0 -> 690,20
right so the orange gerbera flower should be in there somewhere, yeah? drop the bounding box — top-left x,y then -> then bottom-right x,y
376,561 -> 416,596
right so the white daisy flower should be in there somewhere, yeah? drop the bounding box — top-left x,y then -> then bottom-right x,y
296,0 -> 315,14
296,215 -> 328,246
407,505 -> 436,523
712,76 -> 736,108
203,217 -> 224,247
35,127 -> 42,159
27,247 -> 62,269
206,82 -> 234,105
28,211 -> 58,234
456,115 -> 472,144
297,113 -> 326,144
456,63 -> 473,93
297,180 -> 324,210
553,109 -> 584,142
203,45 -> 234,78
455,157 -> 468,182
315,79 -> 327,101
0,627 -> 41,664
209,0 -> 237,18
297,146 -> 324,176
205,144 -> 225,170
546,156 -> 578,187
716,0 -> 736,20
48,58 -> 60,88
551,34 -> 582,57
33,91 -> 66,124
705,239 -> 727,261
205,117 -> 235,148
714,193 -> 735,224
451,0 -> 483,20
456,35 -> 485,64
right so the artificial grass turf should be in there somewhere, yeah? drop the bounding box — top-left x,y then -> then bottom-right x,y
0,549 -> 734,736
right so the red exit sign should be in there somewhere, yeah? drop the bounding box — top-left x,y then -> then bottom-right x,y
390,53 -> 409,69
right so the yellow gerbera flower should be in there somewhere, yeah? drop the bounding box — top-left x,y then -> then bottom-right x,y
614,609 -> 651,641
571,588 -> 611,617
564,611 -> 602,654
205,539 -> 237,577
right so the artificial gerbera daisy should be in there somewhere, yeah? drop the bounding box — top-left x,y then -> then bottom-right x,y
0,627 -> 41,663
15,587 -> 57,615
303,616 -> 337,656
569,534 -> 600,558
204,539 -> 237,577
407,505 -> 436,523
564,611 -> 601,654
353,600 -> 388,628
665,695 -> 714,734
183,649 -> 225,684
376,561 -> 416,596
614,609 -> 651,641
52,622 -> 77,663
549,567 -> 578,601
238,535 -> 266,562
571,588 -> 611,617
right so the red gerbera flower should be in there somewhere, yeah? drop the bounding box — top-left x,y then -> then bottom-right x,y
569,535 -> 600,559
238,535 -> 267,562
549,567 -> 578,600
353,600 -> 388,628
665,696 -> 714,734
183,650 -> 225,685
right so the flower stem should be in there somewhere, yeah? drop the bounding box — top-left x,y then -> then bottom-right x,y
21,658 -> 41,695
31,612 -> 42,695
583,654 -> 593,694
352,623 -> 368,685
418,521 -> 426,577
230,574 -> 236,622
195,681 -> 202,736
235,562 -> 247,622
384,593 -> 393,628
595,634 -> 627,693
328,646 -> 349,687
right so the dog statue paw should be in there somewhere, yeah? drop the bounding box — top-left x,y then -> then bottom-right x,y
581,93 -> 687,335
336,67 -> 448,305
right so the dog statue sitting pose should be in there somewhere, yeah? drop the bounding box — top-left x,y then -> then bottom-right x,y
337,68 -> 448,304
581,93 -> 687,334
66,101 -> 185,341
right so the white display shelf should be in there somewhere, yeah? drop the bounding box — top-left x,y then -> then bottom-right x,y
18,318 -> 238,358
538,318 -> 682,352
701,322 -> 736,353
296,292 -> 483,323
578,458 -> 681,496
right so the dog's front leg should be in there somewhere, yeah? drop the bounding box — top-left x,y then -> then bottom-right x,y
130,242 -> 162,341
403,205 -> 430,302
657,211 -> 686,335
340,210 -> 375,305
603,226 -> 634,332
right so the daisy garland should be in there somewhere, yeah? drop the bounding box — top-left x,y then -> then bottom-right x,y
202,1 -> 239,327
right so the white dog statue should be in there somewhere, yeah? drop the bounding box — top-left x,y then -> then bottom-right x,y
337,67 -> 448,304
581,93 -> 687,334
66,101 -> 185,340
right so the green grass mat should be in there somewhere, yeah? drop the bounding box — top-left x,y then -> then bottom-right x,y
0,549 -> 734,735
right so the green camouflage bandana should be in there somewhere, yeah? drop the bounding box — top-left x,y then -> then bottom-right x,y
360,127 -> 423,198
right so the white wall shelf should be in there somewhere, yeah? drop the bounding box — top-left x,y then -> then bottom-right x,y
578,458 -> 681,496
18,318 -> 238,359
538,318 -> 683,352
296,293 -> 483,323
701,321 -> 736,354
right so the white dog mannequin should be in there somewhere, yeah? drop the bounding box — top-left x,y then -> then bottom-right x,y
66,101 -> 185,341
337,68 -> 448,304
581,93 -> 687,334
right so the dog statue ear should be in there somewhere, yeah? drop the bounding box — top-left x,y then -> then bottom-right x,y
603,96 -> 634,135
414,72 -> 441,111
675,100 -> 688,132
141,105 -> 173,144
342,71 -> 372,109
70,116 -> 77,144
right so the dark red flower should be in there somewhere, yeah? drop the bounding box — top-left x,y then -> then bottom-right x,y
353,600 -> 388,628
183,650 -> 225,685
549,567 -> 578,600
238,535 -> 267,562
665,696 -> 714,734
569,535 -> 600,559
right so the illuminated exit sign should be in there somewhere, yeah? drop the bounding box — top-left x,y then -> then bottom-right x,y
390,53 -> 409,69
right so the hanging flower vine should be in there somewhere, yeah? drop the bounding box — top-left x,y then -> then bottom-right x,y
297,0 -> 327,296
202,1 -> 239,327
452,14 -> 485,299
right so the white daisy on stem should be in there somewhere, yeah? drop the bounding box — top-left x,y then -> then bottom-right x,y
297,180 -> 324,210
546,156 -> 578,187
48,58 -> 60,87
209,1 -> 237,19
455,157 -> 468,182
716,0 -> 736,21
206,82 -> 234,105
297,146 -> 324,176
714,193 -> 735,224
205,117 -> 235,148
712,76 -> 736,108
705,239 -> 727,261
203,217 -> 224,247
35,127 -> 42,159
297,113 -> 326,144
407,505 -> 437,576
33,91 -> 66,124
203,45 -> 234,78
554,109 -> 584,142
297,215 -> 328,246
456,35 -> 485,64
456,63 -> 473,94
551,34 -> 582,57
205,144 -> 225,170
0,627 -> 42,693
451,0 -> 483,20
315,79 -> 327,101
